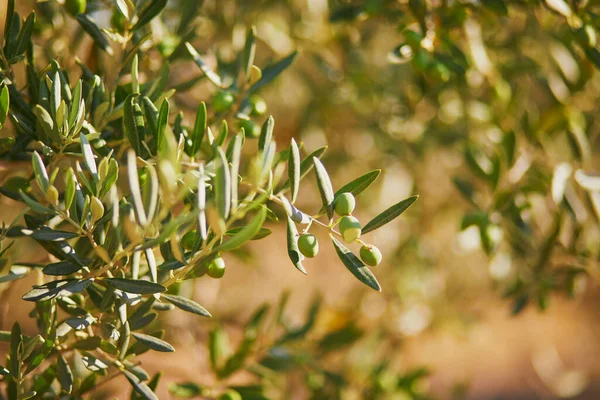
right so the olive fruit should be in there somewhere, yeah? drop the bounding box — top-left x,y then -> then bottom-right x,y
338,216 -> 361,243
334,192 -> 356,216
360,245 -> 382,266
207,256 -> 226,279
213,90 -> 235,113
248,94 -> 267,116
238,119 -> 260,139
181,230 -> 199,251
219,390 -> 242,400
65,0 -> 86,16
298,233 -> 319,258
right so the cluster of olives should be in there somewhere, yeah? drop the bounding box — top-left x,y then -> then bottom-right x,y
212,90 -> 267,139
181,230 -> 226,279
297,193 -> 382,267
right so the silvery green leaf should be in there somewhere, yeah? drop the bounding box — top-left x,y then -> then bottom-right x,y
82,354 -> 109,372
288,138 -> 300,204
31,151 -> 49,192
127,150 -> 148,227
163,294 -> 211,317
242,26 -> 256,79
214,148 -> 231,220
79,134 -> 98,179
229,133 -> 243,212
361,195 -> 418,234
286,216 -> 306,274
42,260 -> 83,276
197,163 -> 207,240
331,236 -> 380,291
76,14 -> 113,55
124,94 -> 144,155
57,355 -> 73,394
334,169 -> 380,198
278,146 -> 327,192
122,369 -> 159,400
258,115 -> 274,152
0,85 -> 9,126
132,0 -> 167,32
185,42 -> 222,87
191,102 -> 206,156
132,332 -> 174,352
105,278 -> 166,294
313,157 -> 334,219
249,51 -> 298,92
143,166 -> 158,225
216,206 -> 267,251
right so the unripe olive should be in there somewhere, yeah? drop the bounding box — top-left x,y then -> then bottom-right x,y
219,390 -> 242,400
181,230 -> 199,251
334,192 -> 356,216
207,256 -> 226,279
360,245 -> 382,266
298,233 -> 319,258
248,94 -> 267,116
65,0 -> 86,16
338,216 -> 361,243
213,90 -> 235,113
238,119 -> 260,139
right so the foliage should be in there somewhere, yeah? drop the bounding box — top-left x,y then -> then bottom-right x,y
0,0 -> 418,398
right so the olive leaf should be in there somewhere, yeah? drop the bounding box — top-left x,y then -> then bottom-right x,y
131,332 -> 174,353
334,169 -> 380,198
288,138 -> 300,204
191,102 -> 206,156
127,150 -> 148,227
242,26 -> 256,79
313,157 -> 334,219
216,206 -> 267,251
105,278 -> 166,295
362,195 -> 418,234
163,294 -> 212,317
76,14 -> 113,55
123,369 -> 159,400
331,236 -> 380,291
249,51 -> 298,92
278,146 -> 327,192
214,147 -> 231,220
286,216 -> 306,274
185,42 -> 222,87
124,94 -> 145,155
259,116 -> 274,152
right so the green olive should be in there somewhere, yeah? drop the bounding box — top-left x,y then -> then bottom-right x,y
338,216 -> 361,243
207,256 -> 226,279
218,390 -> 242,400
213,90 -> 236,113
248,94 -> 267,116
360,245 -> 382,266
65,0 -> 86,16
298,233 -> 319,258
181,230 -> 199,251
334,192 -> 356,216
238,119 -> 260,139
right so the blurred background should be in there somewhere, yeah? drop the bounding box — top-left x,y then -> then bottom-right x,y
4,0 -> 600,399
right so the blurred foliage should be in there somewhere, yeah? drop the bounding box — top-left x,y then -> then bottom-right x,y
1,0 -> 600,399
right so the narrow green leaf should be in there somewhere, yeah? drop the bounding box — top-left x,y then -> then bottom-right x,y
230,133 -> 243,212
331,236 -> 380,291
42,261 -> 83,276
76,14 -> 113,55
249,51 -> 298,92
0,85 -> 9,126
216,206 -> 267,251
258,115 -> 274,152
334,169 -> 380,198
30,229 -> 80,241
197,164 -> 207,240
15,12 -> 35,57
123,370 -> 159,400
105,278 -> 166,294
33,105 -> 57,143
20,190 -> 56,215
80,134 -> 98,179
185,42 -> 222,87
286,216 -> 306,274
214,148 -> 231,220
131,54 -> 140,93
242,26 -> 256,79
22,279 -> 92,301
132,332 -> 174,352
278,146 -> 327,192
31,151 -> 49,192
225,227 -> 271,240
191,102 -> 206,156
4,0 -> 14,40
132,0 -> 168,32
57,355 -> 73,394
127,150 -> 148,227
143,166 -> 159,225
163,294 -> 211,317
64,168 -> 76,211
313,157 -> 334,219
68,80 -> 82,127
362,195 -> 418,234
51,72 -> 61,115
124,94 -> 144,155
144,248 -> 158,287
156,99 -> 169,153
288,138 -> 300,204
